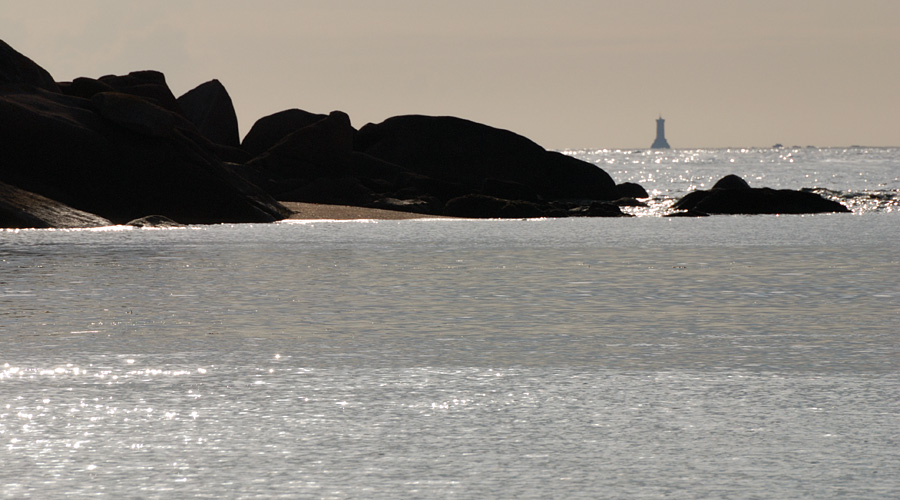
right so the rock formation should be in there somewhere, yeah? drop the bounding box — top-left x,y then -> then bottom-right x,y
177,79 -> 241,148
0,39 -> 290,227
0,39 -> 638,226
671,175 -> 850,215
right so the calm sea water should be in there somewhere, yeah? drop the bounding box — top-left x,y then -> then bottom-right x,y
2,149 -> 898,498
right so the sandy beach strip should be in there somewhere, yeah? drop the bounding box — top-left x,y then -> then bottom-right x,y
281,201 -> 452,220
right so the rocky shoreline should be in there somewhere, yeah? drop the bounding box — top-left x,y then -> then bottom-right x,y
1,40 -> 848,229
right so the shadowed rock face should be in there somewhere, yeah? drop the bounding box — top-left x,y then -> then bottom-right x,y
671,175 -> 850,215
177,79 -> 241,148
0,181 -> 112,229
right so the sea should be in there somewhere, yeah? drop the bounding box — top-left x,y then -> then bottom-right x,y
1,147 -> 898,499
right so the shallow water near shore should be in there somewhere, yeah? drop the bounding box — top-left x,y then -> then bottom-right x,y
2,149 -> 899,498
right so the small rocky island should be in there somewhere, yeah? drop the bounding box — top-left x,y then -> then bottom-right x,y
0,40 -> 849,228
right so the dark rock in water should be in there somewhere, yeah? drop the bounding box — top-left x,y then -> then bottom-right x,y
0,39 -> 60,92
354,115 -> 619,202
0,40 -> 290,226
615,182 -> 649,199
242,108 -> 329,158
126,215 -> 184,228
0,180 -> 112,228
711,174 -> 751,190
671,175 -> 850,215
177,79 -> 241,148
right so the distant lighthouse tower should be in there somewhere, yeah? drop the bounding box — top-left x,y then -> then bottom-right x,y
651,116 -> 671,149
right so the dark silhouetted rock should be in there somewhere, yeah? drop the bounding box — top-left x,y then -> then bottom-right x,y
0,180 -> 112,228
242,108 -> 328,158
711,174 -> 751,190
615,182 -> 649,199
671,175 -> 850,215
254,111 -> 355,177
0,39 -> 59,92
354,115 -> 619,202
177,79 -> 240,148
245,111 -> 410,204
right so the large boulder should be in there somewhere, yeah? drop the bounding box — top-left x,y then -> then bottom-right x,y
671,175 -> 850,215
253,111 -> 355,177
241,108 -> 329,158
354,115 -> 619,202
177,79 -> 240,148
615,182 -> 649,199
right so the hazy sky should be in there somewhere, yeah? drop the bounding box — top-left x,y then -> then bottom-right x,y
3,1 -> 898,149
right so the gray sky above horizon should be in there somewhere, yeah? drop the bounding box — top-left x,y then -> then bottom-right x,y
3,1 -> 898,149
